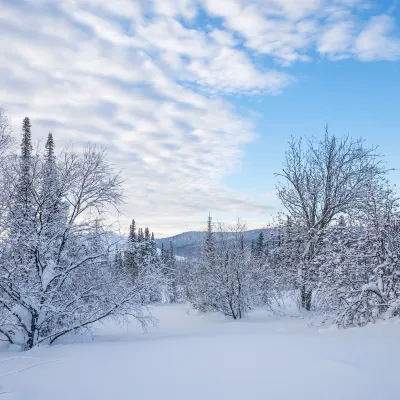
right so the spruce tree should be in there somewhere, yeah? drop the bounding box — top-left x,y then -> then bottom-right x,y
161,242 -> 165,264
21,117 -> 32,159
41,132 -> 66,260
20,117 -> 33,200
255,231 -> 265,257
12,117 -> 35,241
167,240 -> 177,303
204,214 -> 215,267
124,219 -> 139,280
337,215 -> 346,227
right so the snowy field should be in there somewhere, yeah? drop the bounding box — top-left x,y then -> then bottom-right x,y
1,304 -> 399,400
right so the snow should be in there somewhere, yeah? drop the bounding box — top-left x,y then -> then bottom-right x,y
1,304 -> 400,399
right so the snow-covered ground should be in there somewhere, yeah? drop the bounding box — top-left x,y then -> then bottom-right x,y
1,304 -> 399,399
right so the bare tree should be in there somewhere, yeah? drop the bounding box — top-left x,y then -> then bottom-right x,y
0,137 -> 159,349
190,218 -> 252,319
0,108 -> 13,156
276,128 -> 385,310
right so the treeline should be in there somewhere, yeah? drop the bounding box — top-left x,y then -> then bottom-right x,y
114,219 -> 178,303
171,131 -> 400,328
0,112 -> 164,349
1,108 -> 399,349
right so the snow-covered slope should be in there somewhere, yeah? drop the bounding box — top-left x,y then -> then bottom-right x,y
1,304 -> 399,399
155,228 -> 278,257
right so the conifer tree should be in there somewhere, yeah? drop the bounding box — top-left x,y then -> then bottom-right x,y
337,215 -> 346,227
167,240 -> 177,303
21,117 -> 32,159
19,117 -> 33,208
204,214 -> 215,267
124,219 -> 139,280
11,117 -> 35,263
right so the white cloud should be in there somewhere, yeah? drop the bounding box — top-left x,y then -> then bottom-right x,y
199,0 -> 400,64
208,29 -> 238,47
0,0 -> 399,235
318,21 -> 355,58
355,15 -> 400,61
152,0 -> 198,19
187,47 -> 291,94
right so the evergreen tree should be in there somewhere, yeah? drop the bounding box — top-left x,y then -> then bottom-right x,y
21,117 -> 32,159
161,242 -> 166,264
166,240 -> 177,303
137,228 -> 144,243
114,246 -> 124,273
19,117 -> 33,210
124,219 -> 139,280
204,214 -> 215,267
255,232 -> 265,258
39,133 -> 68,269
11,117 -> 35,268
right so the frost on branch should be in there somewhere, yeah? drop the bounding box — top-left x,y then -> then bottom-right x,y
0,119 -> 159,349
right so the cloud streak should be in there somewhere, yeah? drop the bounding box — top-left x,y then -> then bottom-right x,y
0,0 -> 399,235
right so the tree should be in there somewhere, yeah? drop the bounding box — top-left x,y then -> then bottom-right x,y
276,129 -> 384,310
0,124 -> 158,349
190,218 -> 252,319
165,240 -> 177,303
124,219 -> 139,281
252,231 -> 267,266
329,182 -> 400,327
204,214 -> 215,267
0,108 -> 13,162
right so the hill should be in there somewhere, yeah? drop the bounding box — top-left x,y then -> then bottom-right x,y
155,228 -> 278,258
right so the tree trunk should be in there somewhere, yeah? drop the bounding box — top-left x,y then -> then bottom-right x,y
26,312 -> 38,350
300,284 -> 312,311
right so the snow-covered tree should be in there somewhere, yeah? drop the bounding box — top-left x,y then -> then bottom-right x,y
334,183 -> 400,326
276,129 -> 385,310
190,218 -> 252,319
0,122 -> 159,349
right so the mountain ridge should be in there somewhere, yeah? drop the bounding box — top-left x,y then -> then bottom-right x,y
155,228 -> 277,257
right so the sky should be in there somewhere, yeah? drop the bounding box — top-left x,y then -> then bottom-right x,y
0,0 -> 400,237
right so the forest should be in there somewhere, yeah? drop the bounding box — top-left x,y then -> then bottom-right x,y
1,108 -> 399,350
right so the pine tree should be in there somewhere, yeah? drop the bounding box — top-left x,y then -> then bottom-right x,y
167,240 -> 177,303
255,232 -> 265,257
124,219 -> 139,280
21,117 -> 32,159
138,228 -> 144,243
129,220 -> 137,242
161,242 -> 166,264
42,133 -> 61,214
114,246 -> 124,272
19,117 -> 33,206
204,214 -> 215,267
40,133 -> 67,263
337,215 -> 346,227
11,117 -> 35,256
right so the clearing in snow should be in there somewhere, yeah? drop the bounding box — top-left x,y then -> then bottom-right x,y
0,304 -> 399,400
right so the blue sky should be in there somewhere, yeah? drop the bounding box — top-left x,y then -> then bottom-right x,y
224,59 -> 400,197
1,0 -> 400,236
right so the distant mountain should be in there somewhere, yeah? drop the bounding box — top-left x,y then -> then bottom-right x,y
155,228 -> 278,258
155,231 -> 204,258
